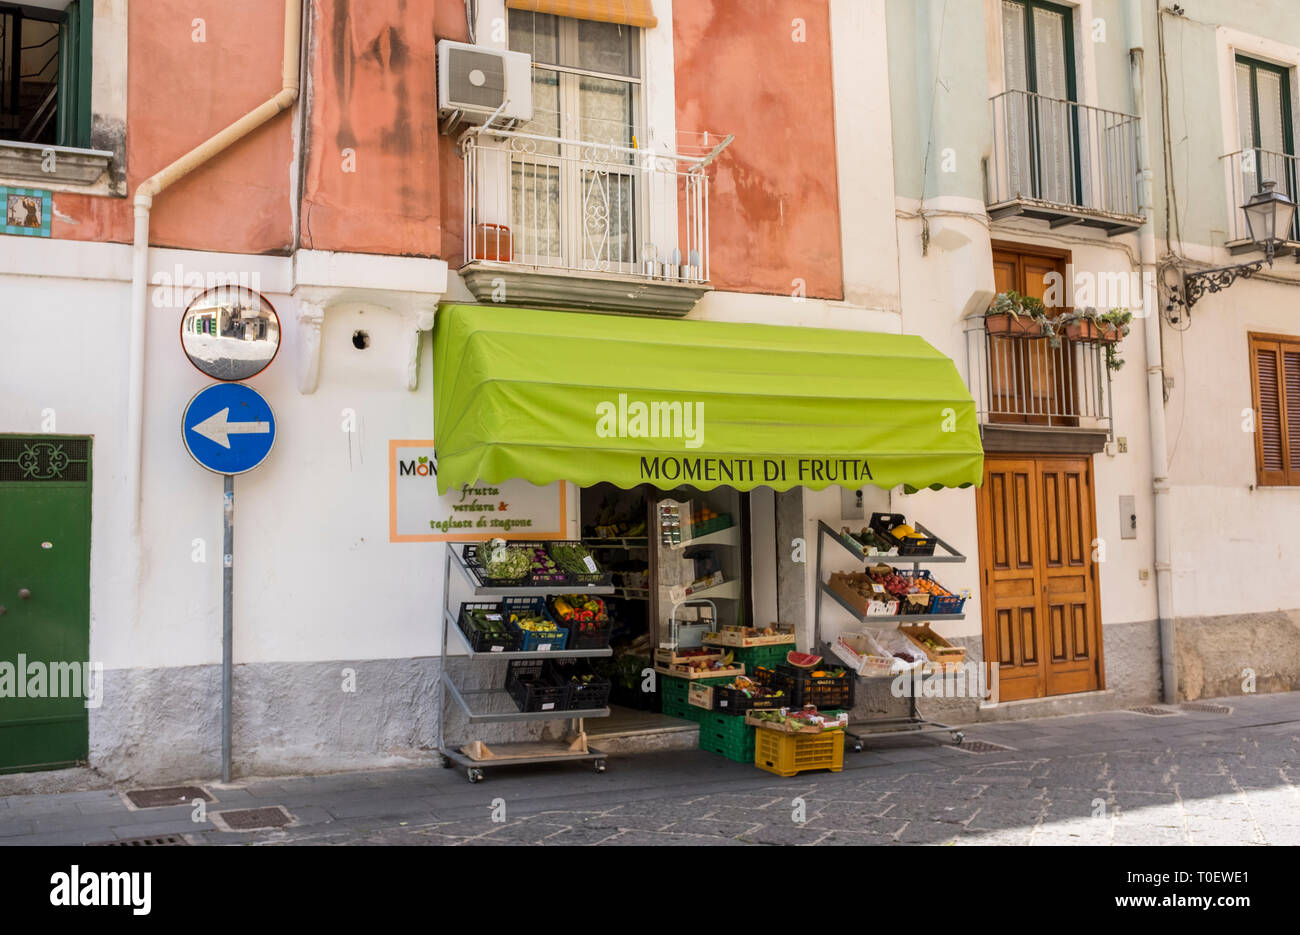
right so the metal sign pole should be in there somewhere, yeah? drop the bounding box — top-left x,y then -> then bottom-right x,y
222,473 -> 234,783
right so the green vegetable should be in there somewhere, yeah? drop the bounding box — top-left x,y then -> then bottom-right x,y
548,542 -> 600,575
484,546 -> 531,580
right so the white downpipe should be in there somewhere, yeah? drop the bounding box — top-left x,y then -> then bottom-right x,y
123,0 -> 302,539
1127,0 -> 1177,703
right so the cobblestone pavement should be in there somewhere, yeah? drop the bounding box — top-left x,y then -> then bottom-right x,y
1,693 -> 1296,846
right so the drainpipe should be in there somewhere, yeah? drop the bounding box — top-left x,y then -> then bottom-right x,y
1126,0 -> 1177,703
124,0 -> 302,539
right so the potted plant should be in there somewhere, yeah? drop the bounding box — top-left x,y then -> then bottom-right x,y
985,291 -> 1046,337
1062,307 -> 1105,342
1098,309 -> 1133,372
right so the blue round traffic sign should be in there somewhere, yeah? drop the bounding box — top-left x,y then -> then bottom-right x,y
182,383 -> 276,475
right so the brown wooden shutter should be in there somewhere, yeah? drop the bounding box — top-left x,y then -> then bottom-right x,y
1285,347 -> 1300,484
1252,337 -> 1287,485
505,0 -> 658,28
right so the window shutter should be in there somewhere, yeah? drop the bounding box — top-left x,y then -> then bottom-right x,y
505,0 -> 657,29
1254,341 -> 1286,484
1285,348 -> 1300,483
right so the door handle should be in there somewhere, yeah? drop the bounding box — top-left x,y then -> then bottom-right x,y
17,588 -> 31,600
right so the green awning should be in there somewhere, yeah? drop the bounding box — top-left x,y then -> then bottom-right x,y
433,304 -> 983,494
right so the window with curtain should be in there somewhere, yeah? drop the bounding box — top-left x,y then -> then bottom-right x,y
1235,55 -> 1297,238
0,0 -> 91,148
507,10 -> 642,271
1250,333 -> 1300,487
1000,0 -> 1078,206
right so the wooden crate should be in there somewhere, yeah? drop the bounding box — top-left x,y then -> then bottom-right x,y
688,683 -> 715,709
899,623 -> 966,670
828,571 -> 900,617
701,626 -> 797,648
654,662 -> 746,681
653,647 -> 722,668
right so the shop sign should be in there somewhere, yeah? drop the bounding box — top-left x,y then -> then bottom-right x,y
388,439 -> 565,543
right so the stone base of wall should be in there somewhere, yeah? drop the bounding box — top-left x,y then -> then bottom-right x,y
1175,609 -> 1300,701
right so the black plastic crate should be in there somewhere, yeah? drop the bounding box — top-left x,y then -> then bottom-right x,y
457,601 -> 522,653
547,595 -> 614,649
771,665 -> 856,709
545,541 -> 614,587
547,661 -> 612,711
505,659 -> 571,713
712,684 -> 788,715
462,541 -> 566,587
869,512 -> 937,556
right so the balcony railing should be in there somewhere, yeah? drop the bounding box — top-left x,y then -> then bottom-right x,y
1222,148 -> 1300,246
461,125 -> 716,283
987,90 -> 1141,232
964,317 -> 1113,436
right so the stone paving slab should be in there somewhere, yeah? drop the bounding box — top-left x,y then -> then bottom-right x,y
0,692 -> 1295,846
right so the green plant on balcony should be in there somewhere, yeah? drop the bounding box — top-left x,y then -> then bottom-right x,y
985,290 -> 1050,338
1099,308 -> 1133,372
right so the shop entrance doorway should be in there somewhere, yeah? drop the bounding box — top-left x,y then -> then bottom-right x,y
976,455 -> 1104,701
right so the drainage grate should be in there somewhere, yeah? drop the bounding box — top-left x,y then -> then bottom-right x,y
214,806 -> 293,831
125,785 -> 214,809
95,835 -> 189,846
1128,706 -> 1181,717
951,740 -> 1017,754
1181,702 -> 1233,715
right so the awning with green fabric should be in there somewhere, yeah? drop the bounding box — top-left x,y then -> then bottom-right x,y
432,304 -> 983,495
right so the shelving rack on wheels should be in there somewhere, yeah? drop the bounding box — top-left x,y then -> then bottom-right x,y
438,543 -> 616,783
812,520 -> 968,752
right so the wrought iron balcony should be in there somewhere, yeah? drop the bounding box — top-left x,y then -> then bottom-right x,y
459,125 -> 726,315
964,317 -> 1113,447
1222,148 -> 1300,255
986,90 -> 1142,235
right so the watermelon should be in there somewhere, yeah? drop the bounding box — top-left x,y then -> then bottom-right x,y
787,651 -> 822,669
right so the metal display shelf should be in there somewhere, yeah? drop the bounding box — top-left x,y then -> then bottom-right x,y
812,520 -> 969,751
438,543 -> 613,783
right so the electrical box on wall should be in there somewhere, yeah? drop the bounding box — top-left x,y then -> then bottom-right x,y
1119,495 -> 1137,540
840,486 -> 865,520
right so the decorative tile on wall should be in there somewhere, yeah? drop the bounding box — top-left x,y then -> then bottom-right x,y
2,187 -> 52,237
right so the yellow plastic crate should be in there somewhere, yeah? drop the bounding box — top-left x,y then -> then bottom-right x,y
753,725 -> 845,777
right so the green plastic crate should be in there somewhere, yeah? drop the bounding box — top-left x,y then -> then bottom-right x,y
661,697 -> 707,722
698,720 -> 757,763
730,644 -> 792,670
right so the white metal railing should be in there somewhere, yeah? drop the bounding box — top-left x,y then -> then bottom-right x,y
1222,148 -> 1300,243
964,317 -> 1113,434
988,90 -> 1140,218
461,125 -> 718,282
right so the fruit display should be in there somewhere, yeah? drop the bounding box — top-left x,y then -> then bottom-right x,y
526,546 -> 567,583
548,594 -> 609,630
465,607 -> 513,638
847,526 -> 893,553
786,651 -> 822,669
484,545 -> 532,581
700,625 -> 795,647
748,704 -> 848,733
868,564 -> 911,599
509,610 -> 555,632
710,674 -> 787,712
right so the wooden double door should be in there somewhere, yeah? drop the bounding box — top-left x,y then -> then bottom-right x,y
976,455 -> 1103,702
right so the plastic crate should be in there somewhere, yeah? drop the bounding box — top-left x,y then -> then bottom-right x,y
711,684 -> 789,715
549,594 -> 613,649
771,665 -> 856,709
502,597 -> 569,652
456,601 -> 523,653
698,727 -> 756,763
897,569 -> 966,615
545,541 -> 614,587
462,541 -> 566,587
754,725 -> 845,777
689,513 -> 734,539
662,697 -> 707,721
551,665 -> 612,711
505,659 -> 571,713
869,512 -> 937,556
731,644 -> 791,670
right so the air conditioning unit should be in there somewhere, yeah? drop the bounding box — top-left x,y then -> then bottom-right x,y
437,40 -> 533,127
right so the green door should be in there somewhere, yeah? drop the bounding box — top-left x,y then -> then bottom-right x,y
0,436 -> 92,773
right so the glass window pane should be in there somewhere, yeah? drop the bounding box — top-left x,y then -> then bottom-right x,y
1256,68 -> 1287,154
581,169 -> 636,268
511,162 -> 563,262
1237,61 -> 1257,151
507,9 -> 559,65
1002,1 -> 1029,92
576,20 -> 638,77
515,68 -> 560,153
579,75 -> 634,153
1032,7 -> 1069,100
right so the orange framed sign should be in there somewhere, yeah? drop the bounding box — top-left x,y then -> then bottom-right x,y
388,439 -> 567,543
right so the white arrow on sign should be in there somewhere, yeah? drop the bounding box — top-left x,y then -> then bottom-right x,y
191,407 -> 271,449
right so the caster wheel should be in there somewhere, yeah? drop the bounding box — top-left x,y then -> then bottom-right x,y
467,767 -> 484,783
951,731 -> 965,745
594,760 -> 607,773
852,742 -> 864,753
440,755 -> 454,769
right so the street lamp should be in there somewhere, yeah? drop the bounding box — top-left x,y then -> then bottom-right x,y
1166,178 -> 1298,318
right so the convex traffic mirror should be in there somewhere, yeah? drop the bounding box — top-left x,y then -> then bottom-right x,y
180,285 -> 281,381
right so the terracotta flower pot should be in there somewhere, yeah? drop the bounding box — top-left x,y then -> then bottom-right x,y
984,312 -> 1044,337
1064,320 -> 1102,342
